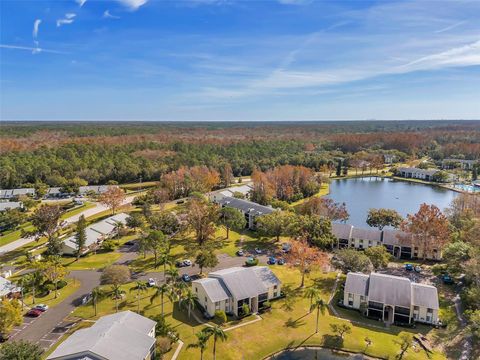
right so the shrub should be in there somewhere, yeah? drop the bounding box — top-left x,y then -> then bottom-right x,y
102,240 -> 116,252
214,310 -> 227,325
156,336 -> 172,357
57,280 -> 68,289
241,303 -> 250,317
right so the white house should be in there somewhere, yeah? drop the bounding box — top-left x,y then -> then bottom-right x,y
47,311 -> 156,360
0,188 -> 35,199
397,167 -> 440,181
207,184 -> 253,202
343,272 -> 439,325
61,213 -> 129,256
192,266 -> 282,317
0,201 -> 23,212
0,276 -> 21,298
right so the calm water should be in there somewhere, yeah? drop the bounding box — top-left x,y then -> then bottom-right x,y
328,177 -> 457,227
272,348 -> 364,360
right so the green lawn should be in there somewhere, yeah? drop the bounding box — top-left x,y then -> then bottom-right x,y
22,278 -> 81,309
290,183 -> 330,207
61,251 -> 122,270
60,202 -> 96,220
70,266 -> 446,360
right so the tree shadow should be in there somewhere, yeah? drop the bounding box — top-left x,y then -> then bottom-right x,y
285,317 -> 306,328
322,334 -> 344,349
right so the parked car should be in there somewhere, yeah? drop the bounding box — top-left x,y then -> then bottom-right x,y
277,258 -> 285,265
281,243 -> 291,253
442,274 -> 454,284
181,274 -> 191,282
176,200 -> 185,204
405,264 -> 414,271
236,250 -> 244,256
147,278 -> 156,287
74,200 -> 83,206
254,248 -> 263,254
26,309 -> 43,317
245,257 -> 258,267
34,304 -> 49,312
414,266 -> 422,273
183,259 -> 192,266
125,240 -> 135,246
267,257 -> 276,265
203,311 -> 214,320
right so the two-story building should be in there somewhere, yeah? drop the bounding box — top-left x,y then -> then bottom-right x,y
215,196 -> 275,230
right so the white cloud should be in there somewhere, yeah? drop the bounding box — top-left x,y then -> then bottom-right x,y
103,10 -> 120,19
116,0 -> 148,11
277,0 -> 311,5
76,0 -> 87,7
65,13 -> 76,19
32,19 -> 41,39
57,18 -> 75,27
0,44 -> 67,54
434,21 -> 467,34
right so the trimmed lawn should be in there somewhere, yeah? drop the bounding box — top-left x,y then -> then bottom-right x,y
290,183 -> 330,207
60,202 -> 96,220
61,251 -> 122,270
0,223 -> 34,246
22,278 -> 81,309
70,266 -> 446,360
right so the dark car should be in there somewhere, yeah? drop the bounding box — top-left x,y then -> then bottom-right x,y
267,257 -> 276,265
125,240 -> 135,246
405,264 -> 414,271
277,258 -> 285,265
0,333 -> 9,343
442,274 -> 454,284
181,274 -> 191,282
26,308 -> 42,317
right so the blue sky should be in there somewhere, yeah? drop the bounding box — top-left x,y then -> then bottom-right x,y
1,0 -> 479,121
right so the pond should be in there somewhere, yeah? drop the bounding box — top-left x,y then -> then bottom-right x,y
270,347 -> 368,360
328,177 -> 457,227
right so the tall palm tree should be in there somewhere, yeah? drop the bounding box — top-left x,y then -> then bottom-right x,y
165,267 -> 179,285
150,283 -> 170,317
158,252 -> 172,281
179,288 -> 198,319
203,325 -> 227,360
111,285 -> 125,312
187,330 -> 210,360
131,281 -> 148,313
310,298 -> 327,334
91,286 -> 104,317
303,286 -> 321,313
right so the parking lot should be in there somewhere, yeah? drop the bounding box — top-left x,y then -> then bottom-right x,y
378,262 -> 438,286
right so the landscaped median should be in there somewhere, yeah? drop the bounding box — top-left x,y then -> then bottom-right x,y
68,266 -> 446,360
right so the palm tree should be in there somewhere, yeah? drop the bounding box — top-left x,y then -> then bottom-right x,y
179,288 -> 198,319
303,286 -> 321,313
187,330 -> 210,360
158,252 -> 172,281
111,286 -> 125,312
150,283 -> 170,317
165,267 -> 179,285
24,271 -> 43,305
203,325 -> 227,360
310,298 -> 327,333
131,281 -> 148,313
91,287 -> 103,317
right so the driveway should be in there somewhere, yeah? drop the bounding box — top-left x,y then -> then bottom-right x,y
10,270 -> 102,347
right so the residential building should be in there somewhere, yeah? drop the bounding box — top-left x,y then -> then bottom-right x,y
397,167 -> 439,181
332,224 -> 441,260
207,184 -> 253,202
61,213 -> 129,256
0,201 -> 23,212
192,266 -> 281,317
47,311 -> 156,360
0,188 -> 35,199
441,158 -> 478,170
0,276 -> 20,298
343,272 -> 439,325
215,196 -> 275,230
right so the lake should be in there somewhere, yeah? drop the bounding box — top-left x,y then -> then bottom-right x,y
271,347 -> 368,360
328,177 -> 457,227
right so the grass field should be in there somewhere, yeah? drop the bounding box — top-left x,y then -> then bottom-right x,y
22,278 -> 81,309
70,266 -> 446,360
60,252 -> 122,270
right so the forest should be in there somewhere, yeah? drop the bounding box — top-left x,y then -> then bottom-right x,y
1,120 -> 479,188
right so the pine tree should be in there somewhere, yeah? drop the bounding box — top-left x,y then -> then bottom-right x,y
74,215 -> 87,260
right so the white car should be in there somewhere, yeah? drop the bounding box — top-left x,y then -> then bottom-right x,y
147,278 -> 156,287
34,304 -> 49,312
183,259 -> 192,266
254,248 -> 262,254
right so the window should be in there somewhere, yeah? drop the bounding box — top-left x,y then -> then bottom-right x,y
348,293 -> 353,300
360,295 -> 365,302
215,302 -> 220,310
195,288 -> 198,293
274,285 -> 278,290
205,297 -> 207,303
427,308 -> 433,314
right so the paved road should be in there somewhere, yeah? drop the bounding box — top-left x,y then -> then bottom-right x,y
11,270 -> 102,345
0,195 -> 136,255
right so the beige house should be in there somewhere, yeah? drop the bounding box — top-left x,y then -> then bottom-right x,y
192,266 -> 281,317
344,272 -> 439,325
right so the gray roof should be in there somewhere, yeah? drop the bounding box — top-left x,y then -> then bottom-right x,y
398,167 -> 439,176
46,187 -> 62,195
368,273 -> 412,308
251,266 -> 281,288
106,213 -> 129,225
89,220 -> 117,235
218,197 -> 274,217
382,229 -> 411,246
351,227 -> 382,242
79,185 -> 110,195
0,202 -> 22,211
0,190 -> 13,198
209,267 -> 268,300
193,278 -> 230,302
63,228 -> 102,251
0,276 -> 14,297
332,223 -> 353,240
47,311 -> 155,360
412,283 -> 439,310
12,188 -> 35,196
344,272 -> 369,296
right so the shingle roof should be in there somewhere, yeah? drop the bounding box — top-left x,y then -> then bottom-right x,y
368,273 -> 412,308
209,267 -> 268,300
332,223 -> 353,240
63,228 -> 102,251
194,278 -> 230,302
351,227 -> 382,242
0,202 -> 22,211
345,272 -> 369,296
12,188 -> 35,196
47,311 -> 155,360
218,197 -> 274,217
89,220 -> 117,235
412,283 -> 439,310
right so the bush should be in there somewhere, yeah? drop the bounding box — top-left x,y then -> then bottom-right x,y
102,240 -> 116,252
214,310 -> 227,324
57,280 -> 68,289
156,337 -> 172,357
43,283 -> 55,294
241,303 -> 250,317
